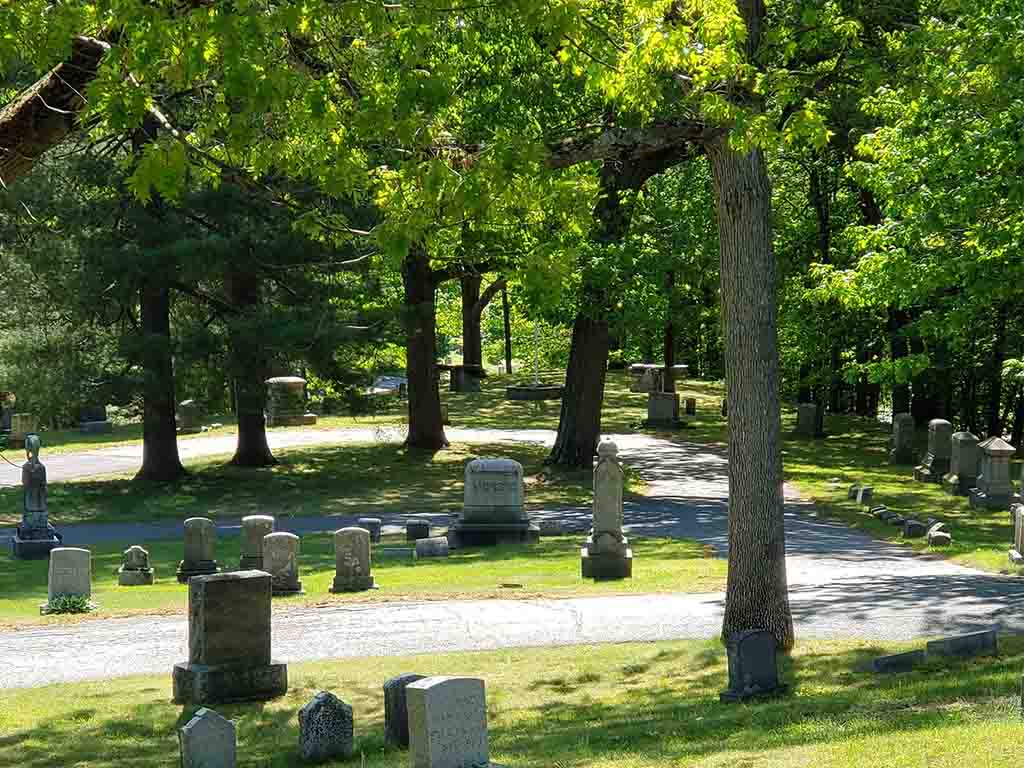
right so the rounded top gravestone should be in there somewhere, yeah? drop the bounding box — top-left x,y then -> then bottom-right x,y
183,517 -> 217,562
122,545 -> 150,570
597,439 -> 618,459
241,516 -> 275,555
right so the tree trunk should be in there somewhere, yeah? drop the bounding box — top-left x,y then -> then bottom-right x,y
663,269 -> 676,393
547,311 -> 609,467
227,267 -> 276,467
988,305 -> 1007,437
135,282 -> 185,481
888,308 -> 912,414
461,274 -> 483,368
707,137 -> 794,651
1011,386 -> 1023,452
501,287 -> 513,374
403,244 -> 448,449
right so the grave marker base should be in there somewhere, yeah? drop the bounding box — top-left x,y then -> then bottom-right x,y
172,661 -> 288,705
176,561 -> 220,584
969,489 -> 1020,510
448,521 -> 540,548
580,547 -> 633,580
11,534 -> 60,560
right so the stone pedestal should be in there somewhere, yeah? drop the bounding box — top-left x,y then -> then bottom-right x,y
118,545 -> 155,586
914,419 -> 953,483
646,392 -> 680,426
265,376 -> 309,427
172,571 -> 288,705
11,530 -> 61,559
943,431 -> 979,496
969,437 -> 1019,510
12,435 -> 61,559
178,517 -> 220,583
889,413 -> 915,464
448,458 -> 539,547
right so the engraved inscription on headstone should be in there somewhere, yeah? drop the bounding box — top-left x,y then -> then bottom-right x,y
407,676 -> 488,768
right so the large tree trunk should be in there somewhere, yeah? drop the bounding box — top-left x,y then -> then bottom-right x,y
663,269 -> 677,393
135,282 -> 185,481
888,308 -> 912,415
227,267 -> 276,467
707,138 -> 794,651
988,304 -> 1007,437
461,274 -> 483,368
501,287 -> 513,374
403,245 -> 448,449
547,312 -> 610,467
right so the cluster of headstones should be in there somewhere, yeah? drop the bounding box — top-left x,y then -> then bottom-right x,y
179,675 -> 493,767
847,483 -> 952,547
870,629 -> 997,674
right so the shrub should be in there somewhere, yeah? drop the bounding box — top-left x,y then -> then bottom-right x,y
42,594 -> 96,615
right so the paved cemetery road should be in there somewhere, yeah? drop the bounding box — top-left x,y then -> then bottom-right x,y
2,426 -> 1023,689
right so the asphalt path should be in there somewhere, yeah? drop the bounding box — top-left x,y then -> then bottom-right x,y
0,426 -> 1017,690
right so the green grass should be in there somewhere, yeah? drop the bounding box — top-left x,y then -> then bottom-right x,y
779,410 -> 1023,573
0,535 -> 726,627
3,636 -> 1024,767
0,440 -> 648,527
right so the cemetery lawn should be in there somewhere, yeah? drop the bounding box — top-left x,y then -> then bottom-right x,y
4,636 -> 1024,767
780,412 -> 1024,574
0,535 -> 726,627
0,441 -> 643,527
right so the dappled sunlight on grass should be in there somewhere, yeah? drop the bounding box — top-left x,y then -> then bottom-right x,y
4,636 -> 1024,767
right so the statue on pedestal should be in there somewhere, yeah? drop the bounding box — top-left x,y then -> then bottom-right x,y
12,433 -> 61,559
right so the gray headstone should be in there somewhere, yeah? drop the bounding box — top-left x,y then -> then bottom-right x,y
856,486 -> 874,506
179,707 -> 236,768
415,537 -> 450,559
378,547 -> 417,561
263,532 -> 302,595
463,458 -> 524,522
796,403 -> 818,437
406,521 -> 431,541
179,517 -> 219,583
384,673 -> 426,748
188,570 -> 271,667
847,484 -> 860,500
720,629 -> 784,702
928,530 -> 952,547
118,544 -> 154,586
239,515 -> 274,569
925,630 -> 997,659
903,519 -> 926,538
357,517 -> 382,543
407,676 -> 488,768
872,650 -> 925,674
582,440 -> 633,580
298,691 -> 354,763
47,547 -> 91,602
890,413 -> 915,464
331,527 -> 374,592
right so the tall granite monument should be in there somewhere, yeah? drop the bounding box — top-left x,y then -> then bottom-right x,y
11,434 -> 61,559
581,440 -> 633,580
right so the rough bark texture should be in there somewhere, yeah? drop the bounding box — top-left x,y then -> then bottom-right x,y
135,282 -> 186,481
403,245 -> 448,449
888,308 -> 912,415
0,37 -> 108,187
501,287 -> 513,374
460,274 -> 483,368
227,267 -> 276,467
988,305 -> 1007,437
663,269 -> 676,393
708,137 -> 794,651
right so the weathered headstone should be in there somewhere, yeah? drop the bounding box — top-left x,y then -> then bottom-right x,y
914,419 -> 953,483
943,431 -> 979,495
9,413 -> 36,449
926,629 -> 997,659
719,630 -> 786,702
118,544 -> 155,586
378,547 -> 417,561
871,650 -> 925,674
178,399 -> 203,434
969,437 -> 1019,510
239,515 -> 275,570
903,519 -> 927,538
177,517 -> 220,583
1010,504 -> 1024,564
357,517 -> 382,543
11,434 -> 60,559
263,532 -> 302,595
415,537 -> 450,559
407,521 -> 431,541
684,397 -> 697,416
407,676 -> 488,768
581,440 -> 632,580
46,547 -> 91,603
646,391 -> 680,426
795,403 -> 820,438
330,527 -> 375,592
78,404 -> 112,434
856,486 -> 874,506
384,673 -> 426,748
179,707 -> 236,768
449,457 -> 538,547
266,376 -> 317,426
928,528 -> 952,547
847,483 -> 860,500
298,691 -> 354,763
172,571 -> 288,704
889,413 -> 915,464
